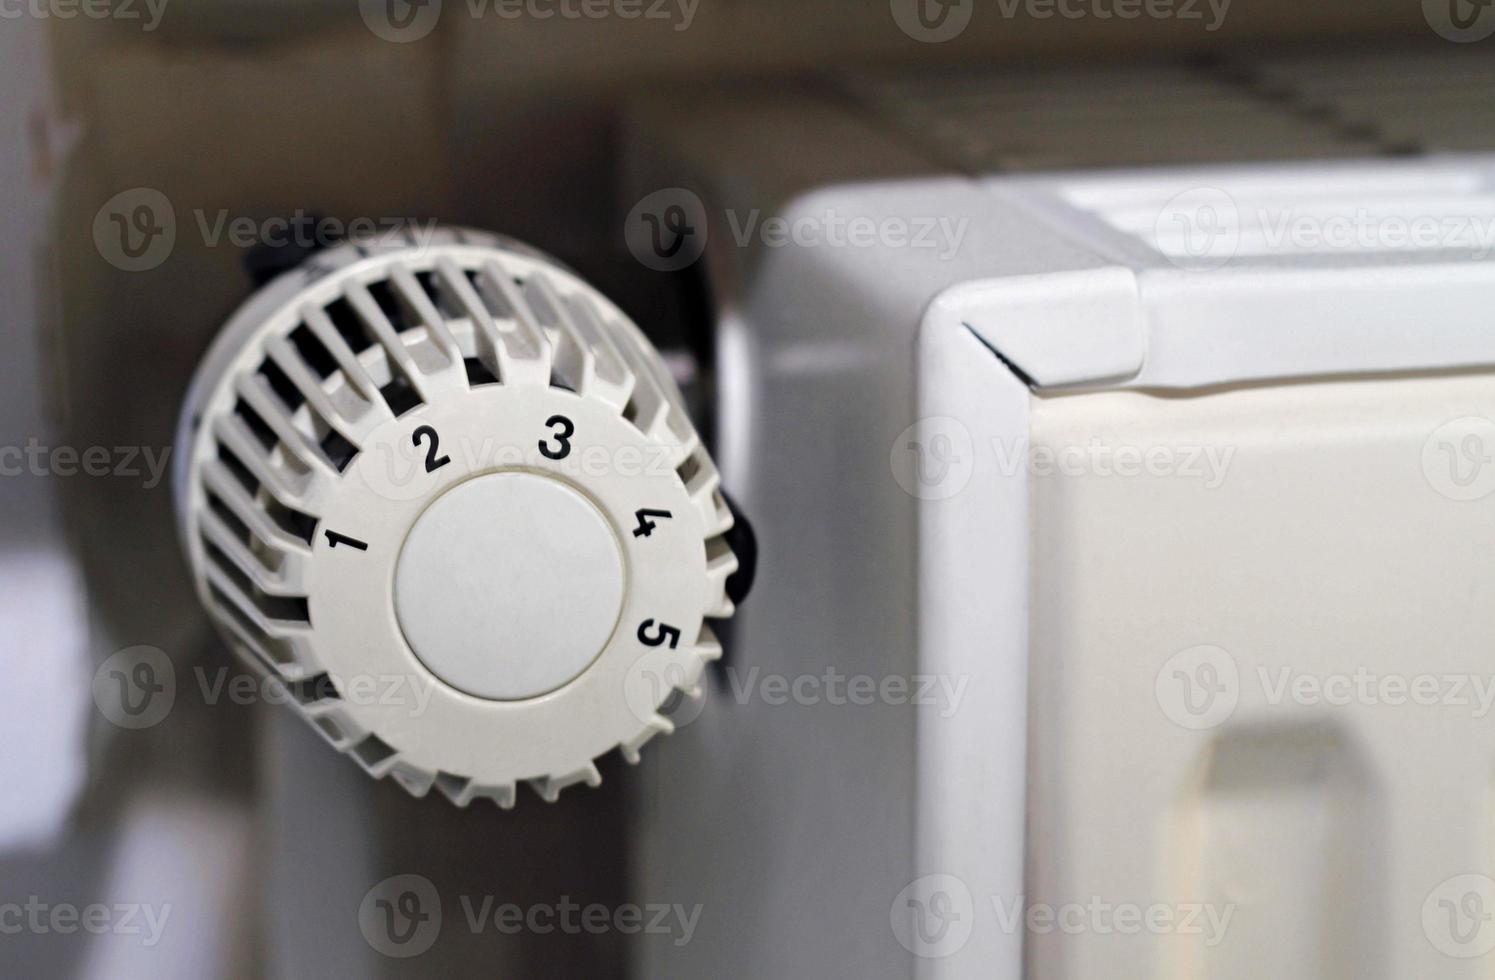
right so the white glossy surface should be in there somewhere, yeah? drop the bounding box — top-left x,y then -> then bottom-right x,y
395,472 -> 625,701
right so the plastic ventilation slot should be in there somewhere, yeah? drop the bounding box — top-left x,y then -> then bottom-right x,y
202,539 -> 311,624
703,535 -> 738,617
262,497 -> 317,546
215,443 -> 260,496
675,452 -> 702,489
205,491 -> 257,552
563,292 -> 635,409
470,262 -> 550,367
258,357 -> 305,413
287,323 -> 340,379
350,734 -> 398,775
323,295 -> 376,356
281,672 -> 340,708
319,429 -> 358,473
433,771 -> 473,805
522,277 -> 585,393
233,398 -> 279,452
312,716 -> 350,748
343,281 -> 434,413
708,489 -> 733,537
206,582 -> 300,673
463,357 -> 499,387
378,375 -> 422,417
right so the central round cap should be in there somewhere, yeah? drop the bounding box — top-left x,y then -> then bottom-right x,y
394,472 -> 625,701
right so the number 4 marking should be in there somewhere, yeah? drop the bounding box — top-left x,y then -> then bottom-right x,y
633,508 -> 673,538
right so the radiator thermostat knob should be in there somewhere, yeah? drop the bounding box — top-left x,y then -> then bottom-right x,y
174,229 -> 738,806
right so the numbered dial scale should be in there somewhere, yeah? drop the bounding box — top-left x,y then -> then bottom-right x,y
174,229 -> 738,806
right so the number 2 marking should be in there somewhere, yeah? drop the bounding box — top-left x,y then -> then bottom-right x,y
412,425 -> 451,473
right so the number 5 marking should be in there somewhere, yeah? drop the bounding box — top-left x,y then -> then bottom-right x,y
637,619 -> 681,649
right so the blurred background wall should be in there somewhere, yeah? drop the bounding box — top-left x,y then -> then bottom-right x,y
2,1 -> 1458,976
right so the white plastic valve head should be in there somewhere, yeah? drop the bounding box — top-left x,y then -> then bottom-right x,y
174,228 -> 738,807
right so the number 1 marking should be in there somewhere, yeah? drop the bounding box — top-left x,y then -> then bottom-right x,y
325,530 -> 369,552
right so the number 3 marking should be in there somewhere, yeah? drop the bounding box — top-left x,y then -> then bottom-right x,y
540,415 -> 574,460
